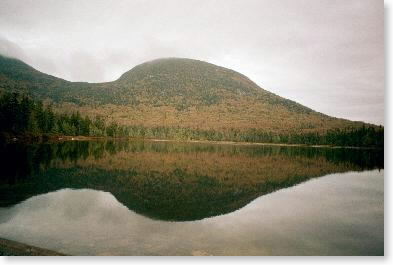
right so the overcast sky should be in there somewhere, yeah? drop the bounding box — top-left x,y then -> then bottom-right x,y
0,0 -> 384,125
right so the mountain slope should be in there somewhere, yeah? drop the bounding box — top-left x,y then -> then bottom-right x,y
117,58 -> 311,112
0,55 -> 369,134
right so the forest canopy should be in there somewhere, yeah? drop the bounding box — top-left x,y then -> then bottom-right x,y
0,92 -> 128,138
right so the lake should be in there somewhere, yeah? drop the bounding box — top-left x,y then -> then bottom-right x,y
0,140 -> 384,255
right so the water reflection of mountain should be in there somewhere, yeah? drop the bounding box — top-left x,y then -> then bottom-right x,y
0,141 -> 384,221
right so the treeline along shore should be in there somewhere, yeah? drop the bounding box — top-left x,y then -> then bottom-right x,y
0,92 -> 384,148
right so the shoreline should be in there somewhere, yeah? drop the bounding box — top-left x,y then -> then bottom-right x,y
146,138 -> 382,150
0,133 -> 383,150
0,238 -> 66,256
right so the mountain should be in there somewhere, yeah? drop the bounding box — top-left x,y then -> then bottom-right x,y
0,55 -> 371,135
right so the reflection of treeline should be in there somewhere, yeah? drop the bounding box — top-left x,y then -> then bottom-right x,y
0,92 -> 130,137
0,141 -> 385,220
0,140 -> 384,220
0,140 -> 383,185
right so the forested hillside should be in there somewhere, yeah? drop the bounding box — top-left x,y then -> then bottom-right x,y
0,55 -> 383,147
0,92 -> 129,139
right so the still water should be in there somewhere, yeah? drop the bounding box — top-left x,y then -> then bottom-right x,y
0,140 -> 384,255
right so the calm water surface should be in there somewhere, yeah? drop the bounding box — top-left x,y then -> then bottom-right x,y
0,140 -> 384,255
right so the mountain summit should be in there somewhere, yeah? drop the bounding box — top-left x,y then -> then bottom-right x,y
0,55 -> 367,134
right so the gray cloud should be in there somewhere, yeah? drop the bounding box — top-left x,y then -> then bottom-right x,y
0,0 -> 384,125
0,37 -> 28,60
